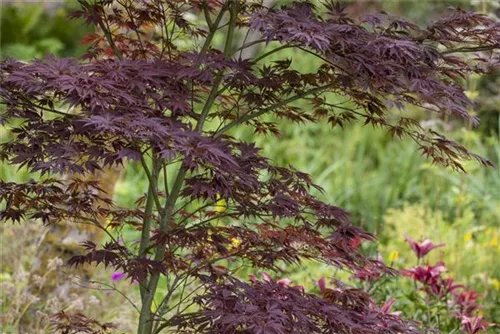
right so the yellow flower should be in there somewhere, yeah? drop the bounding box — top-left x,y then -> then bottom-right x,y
491,279 -> 500,291
214,194 -> 227,213
104,215 -> 113,230
489,235 -> 498,248
239,14 -> 250,24
464,90 -> 479,100
388,251 -> 399,262
464,232 -> 472,242
231,237 -> 242,248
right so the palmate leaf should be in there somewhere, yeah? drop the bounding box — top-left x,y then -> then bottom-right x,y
51,311 -> 115,334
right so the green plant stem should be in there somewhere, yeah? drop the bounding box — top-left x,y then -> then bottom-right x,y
152,275 -> 182,334
233,39 -> 267,55
139,154 -> 159,300
137,168 -> 187,334
140,156 -> 163,214
201,0 -> 214,29
196,1 -> 237,130
199,4 -> 227,56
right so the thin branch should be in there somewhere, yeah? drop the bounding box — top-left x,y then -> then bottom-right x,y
138,4 -> 232,329
78,0 -> 123,60
297,46 -> 348,73
196,1 -> 238,131
139,151 -> 160,300
140,155 -> 163,216
163,162 -> 169,197
441,44 -> 499,55
199,3 -> 228,56
119,0 -> 147,57
214,83 -> 337,137
0,99 -> 74,118
201,0 -> 213,29
253,44 -> 294,63
233,38 -> 268,55
183,212 -> 235,231
157,1 -> 167,59
152,274 -> 183,331
86,280 -> 141,313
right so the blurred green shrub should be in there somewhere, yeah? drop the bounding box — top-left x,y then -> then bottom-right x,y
1,1 -> 91,60
379,204 -> 500,324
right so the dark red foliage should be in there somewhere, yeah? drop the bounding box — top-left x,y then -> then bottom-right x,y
187,276 -> 420,334
51,312 -> 115,334
1,1 -> 499,333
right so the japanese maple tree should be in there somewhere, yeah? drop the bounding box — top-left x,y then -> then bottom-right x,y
1,1 -> 499,333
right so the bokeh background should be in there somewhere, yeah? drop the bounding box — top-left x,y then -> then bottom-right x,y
1,0 -> 499,332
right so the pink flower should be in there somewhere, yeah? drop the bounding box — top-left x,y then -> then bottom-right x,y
260,272 -> 272,282
460,315 -> 493,334
111,271 -> 126,281
437,277 -> 465,296
404,234 -> 445,259
352,267 -> 383,281
277,278 -> 292,287
373,298 -> 402,316
249,273 -> 302,291
317,277 -> 327,294
455,290 -> 482,315
351,256 -> 386,282
400,263 -> 446,290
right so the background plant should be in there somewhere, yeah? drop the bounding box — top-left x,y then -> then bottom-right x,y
351,235 -> 496,333
0,1 -> 91,60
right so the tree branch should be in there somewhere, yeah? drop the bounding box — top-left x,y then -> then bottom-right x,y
214,83 -> 337,138
201,0 -> 213,29
441,44 -> 499,55
78,0 -> 123,60
137,3 -> 238,332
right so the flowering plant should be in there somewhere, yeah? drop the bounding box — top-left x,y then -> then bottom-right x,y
404,234 -> 445,260
352,236 -> 495,333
